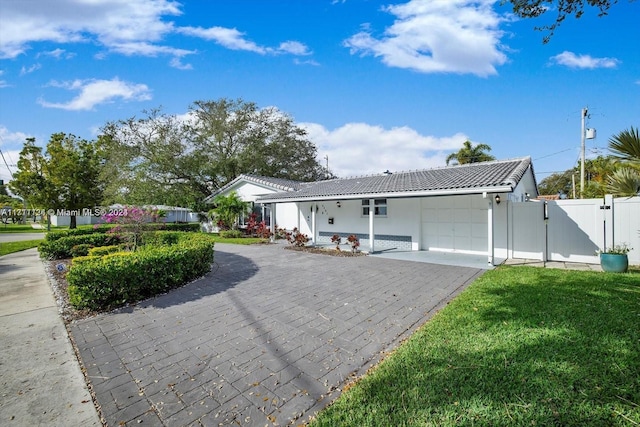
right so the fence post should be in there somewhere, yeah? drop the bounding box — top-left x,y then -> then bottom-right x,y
603,194 -> 614,250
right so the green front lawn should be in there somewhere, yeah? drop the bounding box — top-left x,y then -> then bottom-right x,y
310,266 -> 640,427
0,239 -> 44,256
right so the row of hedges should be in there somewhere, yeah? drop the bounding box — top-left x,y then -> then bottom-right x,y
46,222 -> 201,241
66,232 -> 215,311
39,233 -> 124,259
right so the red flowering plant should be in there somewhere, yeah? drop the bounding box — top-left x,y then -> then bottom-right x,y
331,234 -> 342,251
347,234 -> 360,253
286,227 -> 310,247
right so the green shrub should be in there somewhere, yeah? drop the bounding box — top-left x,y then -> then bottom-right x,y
66,233 -> 214,311
87,245 -> 123,257
141,231 -> 181,246
163,223 -> 201,232
46,225 -> 113,241
46,222 -> 199,242
220,229 -> 243,239
70,243 -> 94,258
39,233 -> 123,259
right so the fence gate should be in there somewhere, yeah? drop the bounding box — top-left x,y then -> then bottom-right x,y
546,199 -> 602,263
510,202 -> 546,260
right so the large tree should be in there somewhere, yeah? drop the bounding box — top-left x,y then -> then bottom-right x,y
9,134 -> 105,228
446,140 -> 496,166
187,99 -> 327,187
537,155 -> 617,198
504,0 -> 628,43
101,99 -> 329,208
100,109 -> 207,208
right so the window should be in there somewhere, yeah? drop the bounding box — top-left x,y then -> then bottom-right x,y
362,199 -> 387,217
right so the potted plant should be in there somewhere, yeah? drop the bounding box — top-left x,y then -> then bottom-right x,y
598,244 -> 632,273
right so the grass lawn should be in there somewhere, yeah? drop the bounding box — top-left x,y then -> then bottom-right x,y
0,239 -> 43,256
309,266 -> 640,427
0,223 -> 65,233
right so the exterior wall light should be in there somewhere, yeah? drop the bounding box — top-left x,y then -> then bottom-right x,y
495,195 -> 501,205
336,201 -> 341,208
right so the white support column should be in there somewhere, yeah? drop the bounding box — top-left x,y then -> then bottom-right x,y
269,203 -> 276,243
311,204 -> 317,245
487,198 -> 494,265
369,198 -> 375,253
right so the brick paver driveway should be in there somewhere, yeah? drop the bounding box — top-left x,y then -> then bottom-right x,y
70,243 -> 484,426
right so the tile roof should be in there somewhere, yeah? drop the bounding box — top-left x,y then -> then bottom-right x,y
205,174 -> 306,201
257,157 -> 533,202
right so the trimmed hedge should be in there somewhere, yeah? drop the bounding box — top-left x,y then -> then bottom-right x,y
39,233 -> 124,259
46,222 -> 200,241
66,233 -> 215,310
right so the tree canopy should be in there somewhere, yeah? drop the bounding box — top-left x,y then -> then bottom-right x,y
606,126 -> 640,196
446,140 -> 496,166
101,99 -> 329,208
537,155 -> 617,198
504,0 -> 625,43
9,134 -> 105,228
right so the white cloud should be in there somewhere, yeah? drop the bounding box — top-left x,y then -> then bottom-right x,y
0,0 -> 182,60
0,70 -> 8,88
178,26 -> 311,57
20,64 -> 42,75
550,51 -> 620,69
0,0 -> 314,65
37,48 -> 75,59
38,77 -> 152,111
300,122 -> 468,177
344,0 -> 508,77
278,41 -> 312,56
0,125 -> 32,183
178,26 -> 267,54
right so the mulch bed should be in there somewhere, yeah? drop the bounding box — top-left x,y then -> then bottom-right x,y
284,245 -> 366,257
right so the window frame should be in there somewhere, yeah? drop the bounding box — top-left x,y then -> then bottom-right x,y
361,198 -> 388,217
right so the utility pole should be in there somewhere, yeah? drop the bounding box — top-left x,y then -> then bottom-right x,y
580,107 -> 587,199
324,155 -> 329,179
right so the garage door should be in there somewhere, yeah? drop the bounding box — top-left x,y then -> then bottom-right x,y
421,195 -> 488,254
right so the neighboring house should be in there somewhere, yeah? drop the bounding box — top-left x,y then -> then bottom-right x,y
211,157 -> 539,265
49,204 -> 200,226
204,175 -> 308,230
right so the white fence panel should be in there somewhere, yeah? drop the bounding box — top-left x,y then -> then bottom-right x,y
510,202 -> 546,260
612,197 -> 640,264
547,199 -> 601,263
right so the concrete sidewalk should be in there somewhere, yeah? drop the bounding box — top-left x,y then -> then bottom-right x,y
0,248 -> 101,426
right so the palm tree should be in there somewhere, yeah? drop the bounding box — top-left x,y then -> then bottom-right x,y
446,140 -> 496,166
606,126 -> 640,196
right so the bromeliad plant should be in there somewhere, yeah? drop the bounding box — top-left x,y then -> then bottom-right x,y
347,234 -> 360,253
597,243 -> 633,255
331,234 -> 342,251
286,227 -> 310,247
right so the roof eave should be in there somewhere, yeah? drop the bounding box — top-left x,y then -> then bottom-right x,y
256,185 -> 515,204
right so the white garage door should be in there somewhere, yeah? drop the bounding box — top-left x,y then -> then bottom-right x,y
421,195 -> 488,254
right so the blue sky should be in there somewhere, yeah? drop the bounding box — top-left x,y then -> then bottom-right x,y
0,0 -> 638,188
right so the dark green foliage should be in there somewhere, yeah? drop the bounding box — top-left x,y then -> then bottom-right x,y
45,222 -> 199,241
87,245 -> 122,257
66,233 -> 215,311
39,233 -> 122,259
219,229 -> 243,239
70,243 -> 94,258
46,226 -> 114,241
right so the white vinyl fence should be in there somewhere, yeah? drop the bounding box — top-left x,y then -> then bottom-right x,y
509,195 -> 640,265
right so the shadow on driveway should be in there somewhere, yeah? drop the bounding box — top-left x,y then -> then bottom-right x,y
69,243 -> 484,426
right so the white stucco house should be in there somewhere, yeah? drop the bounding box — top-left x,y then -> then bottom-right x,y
208,157 -> 539,265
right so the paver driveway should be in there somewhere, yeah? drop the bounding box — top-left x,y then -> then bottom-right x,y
70,243 -> 484,426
